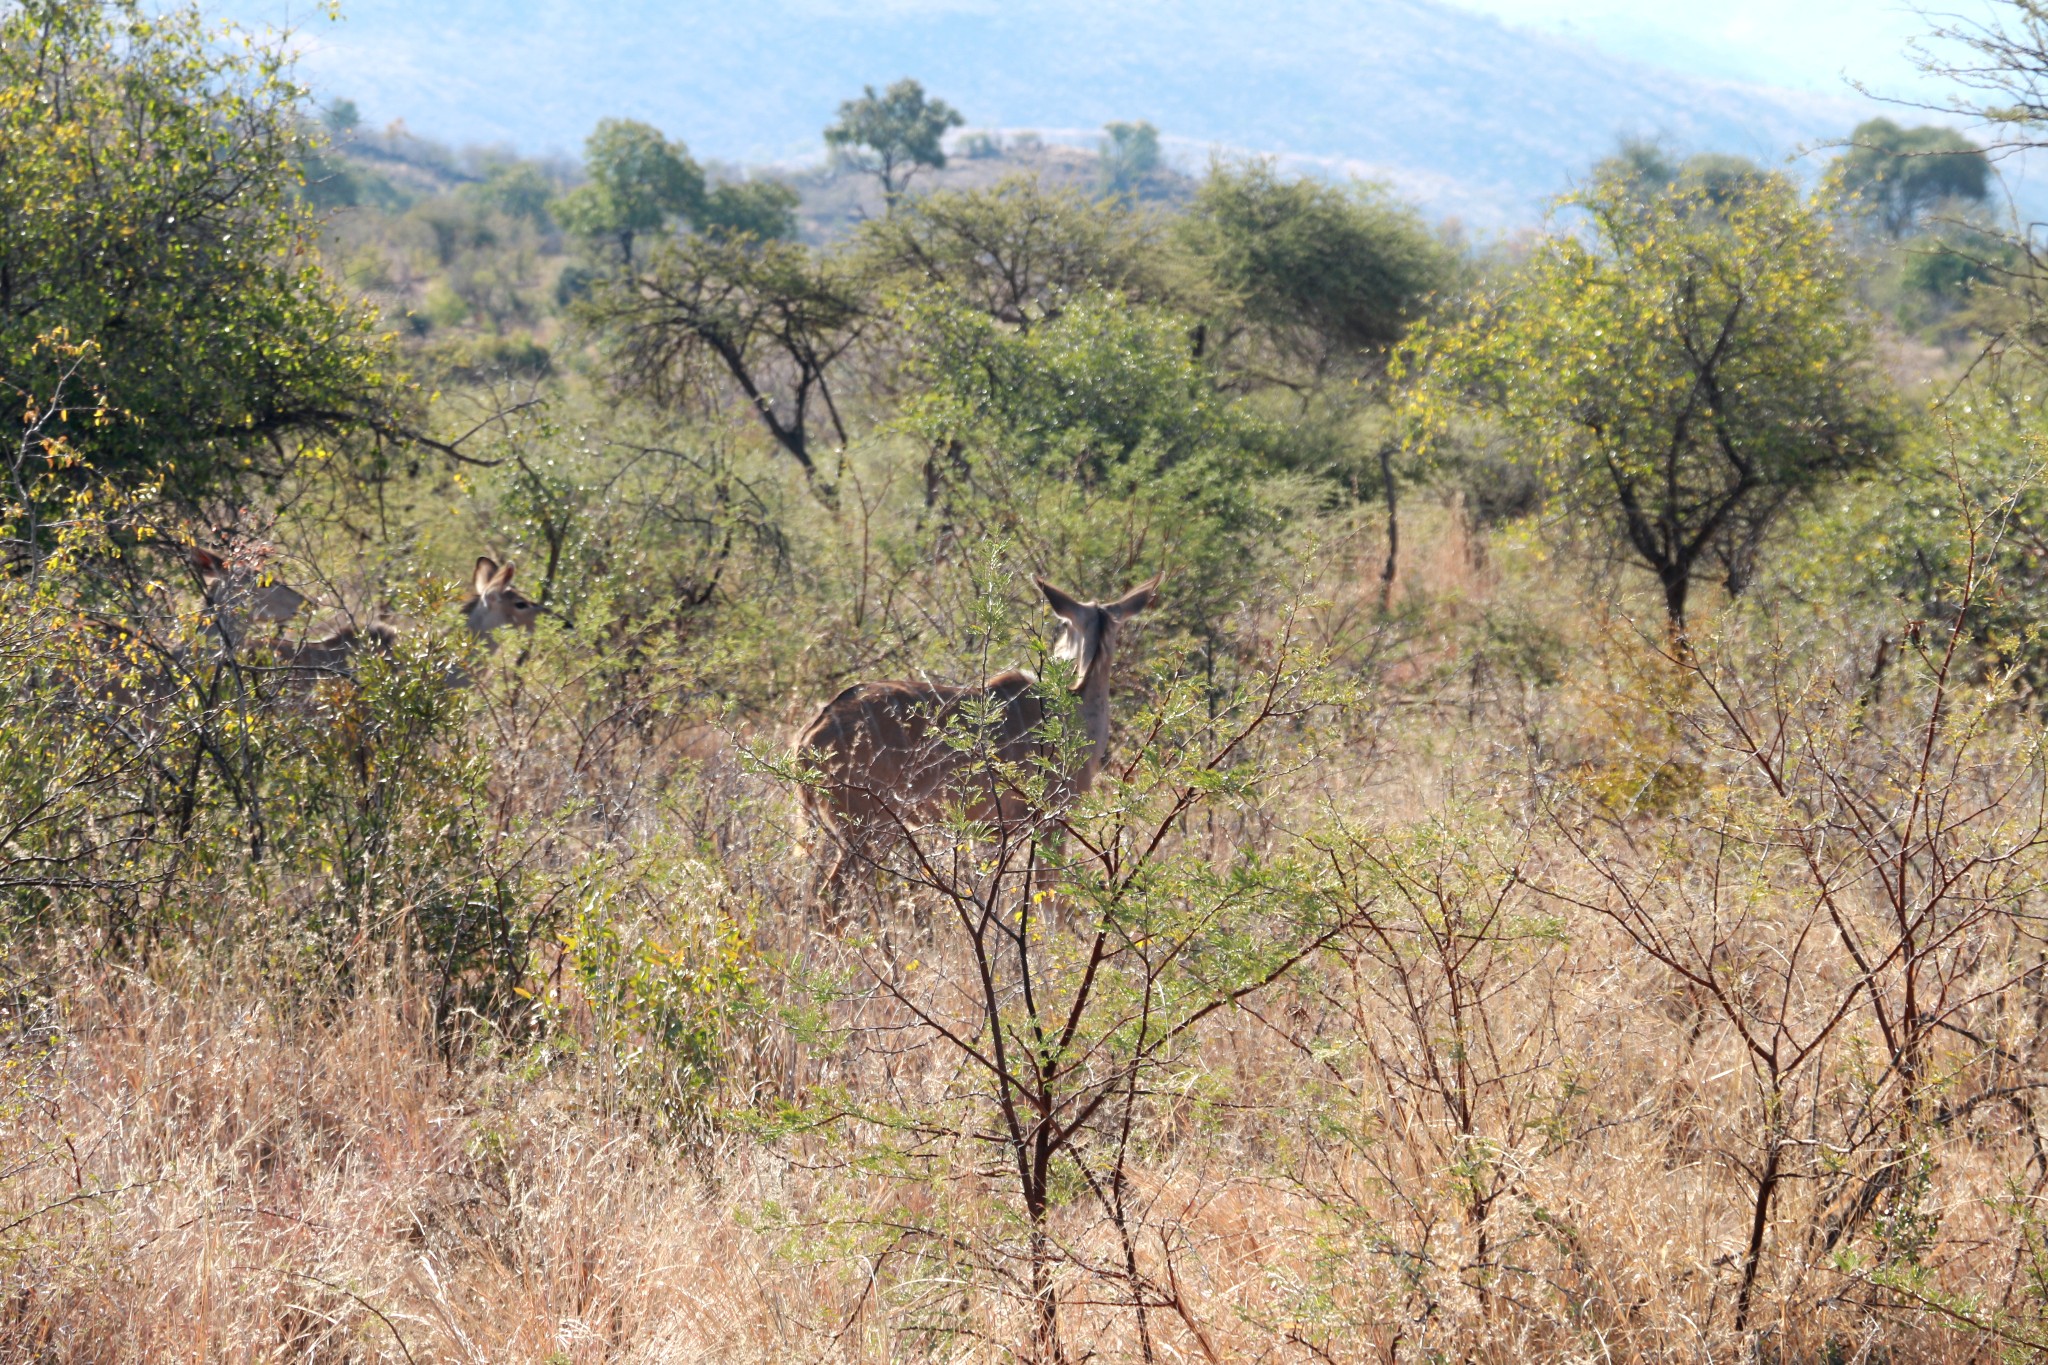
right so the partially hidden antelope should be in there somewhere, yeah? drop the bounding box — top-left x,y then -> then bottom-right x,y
286,554 -> 540,687
266,555 -> 537,688
189,546 -> 407,688
461,556 -> 542,635
72,550 -> 533,729
792,573 -> 1160,914
188,546 -> 308,645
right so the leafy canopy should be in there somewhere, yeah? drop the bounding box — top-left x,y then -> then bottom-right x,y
697,179 -> 801,242
1836,118 -> 1991,237
554,118 -> 706,261
1399,168 -> 1895,633
465,160 -> 558,227
856,176 -> 1163,328
904,289 -> 1263,484
0,0 -> 389,506
1178,161 -> 1452,379
1595,139 -> 1774,208
900,288 -> 1293,649
823,78 -> 964,205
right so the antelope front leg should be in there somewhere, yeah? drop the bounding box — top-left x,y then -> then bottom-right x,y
799,826 -> 853,929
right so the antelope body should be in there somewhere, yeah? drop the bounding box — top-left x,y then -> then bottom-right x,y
70,550 -> 533,733
793,574 -> 1158,908
278,621 -> 402,687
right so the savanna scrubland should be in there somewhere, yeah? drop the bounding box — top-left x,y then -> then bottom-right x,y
8,2 -> 2048,1360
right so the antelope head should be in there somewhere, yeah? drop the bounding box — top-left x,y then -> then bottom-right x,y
1036,574 -> 1161,694
462,556 -> 541,635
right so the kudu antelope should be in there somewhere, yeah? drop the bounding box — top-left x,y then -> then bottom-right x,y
187,546 -> 308,644
792,574 -> 1160,915
189,547 -> 410,688
284,554 -> 539,687
261,555 -> 536,688
56,548 -> 318,739
71,550 -> 532,729
461,557 -> 542,635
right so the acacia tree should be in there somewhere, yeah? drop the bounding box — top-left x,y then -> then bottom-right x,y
1899,3 -> 2048,370
1176,162 -> 1450,608
857,177 -> 1163,330
585,235 -> 869,480
899,287 -> 1289,667
1400,170 -> 1895,640
824,78 -> 964,209
1096,120 -> 1160,200
1178,163 -> 1449,378
697,178 -> 801,242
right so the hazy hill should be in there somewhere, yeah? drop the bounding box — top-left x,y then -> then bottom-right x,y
271,0 -> 1878,226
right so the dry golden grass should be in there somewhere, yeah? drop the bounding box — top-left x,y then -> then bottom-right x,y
0,928 -> 2008,1363
0,959 -> 838,1362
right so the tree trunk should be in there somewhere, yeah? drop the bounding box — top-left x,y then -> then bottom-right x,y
1020,1121 -> 1066,1365
1661,565 -> 1692,658
1026,1191 -> 1064,1364
1734,1132 -> 1782,1332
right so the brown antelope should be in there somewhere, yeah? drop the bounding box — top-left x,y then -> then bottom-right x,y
48,546 -> 306,734
188,546 -> 308,645
792,573 -> 1160,914
187,547 -> 408,689
71,550 -> 532,730
461,557 -> 542,635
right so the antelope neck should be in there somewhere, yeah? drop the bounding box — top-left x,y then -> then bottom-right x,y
1073,647 -> 1114,789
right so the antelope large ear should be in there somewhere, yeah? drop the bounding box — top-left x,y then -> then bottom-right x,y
188,547 -> 225,579
1036,577 -> 1084,622
1105,573 -> 1161,621
472,557 -> 500,596
489,560 -> 518,593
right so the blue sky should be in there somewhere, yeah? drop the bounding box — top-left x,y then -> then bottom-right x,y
1451,0 -> 1947,97
250,0 -> 1969,110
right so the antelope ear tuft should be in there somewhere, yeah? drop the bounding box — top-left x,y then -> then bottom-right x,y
472,557 -> 500,596
1105,573 -> 1162,621
1036,576 -> 1084,620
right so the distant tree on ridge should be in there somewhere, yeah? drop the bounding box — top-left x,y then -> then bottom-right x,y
555,119 -> 705,262
1098,120 -> 1161,199
1836,118 -> 1990,237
